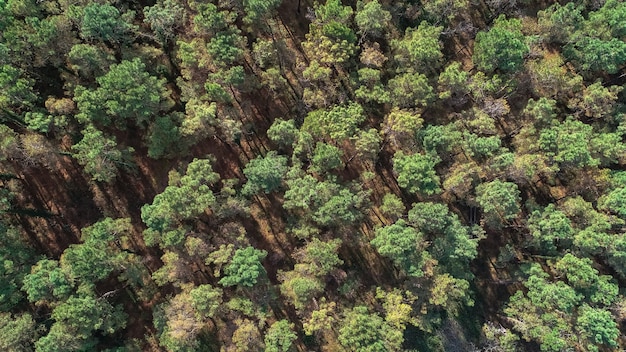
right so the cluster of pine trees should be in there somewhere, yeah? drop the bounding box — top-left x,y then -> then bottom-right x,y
1,0 -> 626,351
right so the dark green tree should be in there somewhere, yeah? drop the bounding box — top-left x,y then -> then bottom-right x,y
504,265 -> 581,351
142,158 -> 219,248
473,15 -> 529,72
144,0 -> 184,43
0,313 -> 40,352
393,151 -> 441,196
380,194 -> 405,221
219,246 -> 267,287
294,238 -> 343,277
71,125 -> 132,183
80,3 -> 132,42
60,243 -> 117,284
565,38 -> 626,76
420,123 -> 463,156
408,202 -> 478,278
67,44 -> 115,79
313,186 -> 368,228
371,219 -> 427,277
538,118 -> 598,169
22,259 -> 73,305
392,21 -> 443,74
310,142 -> 343,174
388,72 -> 435,109
576,304 -> 619,351
192,3 -> 231,35
242,0 -> 281,25
476,180 -> 520,226
0,223 -> 35,311
51,294 -> 127,337
147,114 -> 183,159
599,187 -> 626,219
267,119 -> 298,148
206,31 -> 245,67
0,64 -> 37,114
74,58 -> 170,129
35,324 -> 95,352
537,2 -> 583,44
242,151 -> 289,196
527,204 -> 574,253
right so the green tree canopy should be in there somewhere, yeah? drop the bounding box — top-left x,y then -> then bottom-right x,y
242,151 -> 289,196
144,0 -> 184,43
147,114 -> 183,159
393,151 -> 441,196
22,259 -> 73,305
264,320 -> 297,352
71,125 -> 132,183
576,304 -> 619,351
279,270 -> 324,310
504,265 -> 581,351
475,179 -> 520,226
393,21 -> 443,74
438,61 -> 470,104
294,238 -> 343,277
302,0 -> 357,65
313,186 -> 368,228
562,0 -> 626,75
35,324 -> 96,352
0,223 -> 34,311
565,37 -> 626,75
388,72 -> 435,109
74,58 -> 170,129
242,0 -> 281,24
408,202 -> 478,278
473,15 -> 529,72
67,44 -> 115,79
537,2 -> 584,44
354,68 -> 390,104
141,158 -> 219,248
338,306 -> 403,352
371,219 -> 426,277
538,118 -> 599,169
219,246 -> 267,287
0,64 -> 37,114
505,263 -> 619,352
267,119 -> 298,148
310,142 -> 343,174
0,313 -> 39,352
80,3 -> 132,42
599,187 -> 626,219
206,31 -> 245,67
51,294 -> 127,337
60,241 -> 121,285
553,254 -> 618,305
355,0 -> 391,38
302,102 -> 366,141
